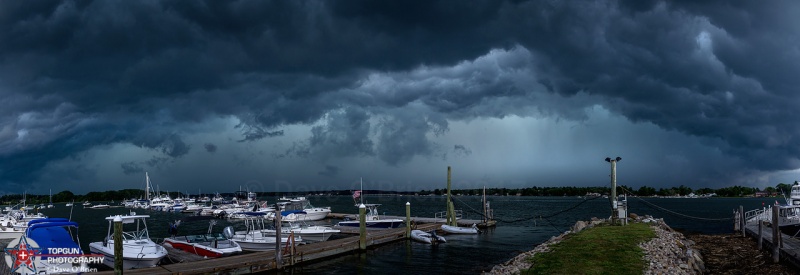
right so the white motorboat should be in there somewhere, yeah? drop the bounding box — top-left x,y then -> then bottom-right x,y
275,197 -> 331,221
440,224 -> 480,234
89,204 -> 111,209
163,220 -> 242,258
223,219 -> 303,251
82,201 -> 92,206
89,214 -> 167,269
262,221 -> 340,243
410,230 -> 446,244
336,204 -> 404,228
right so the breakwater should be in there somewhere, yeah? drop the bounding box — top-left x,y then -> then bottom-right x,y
485,215 -> 706,274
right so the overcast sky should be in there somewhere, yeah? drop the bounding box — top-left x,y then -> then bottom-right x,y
2,0 -> 800,195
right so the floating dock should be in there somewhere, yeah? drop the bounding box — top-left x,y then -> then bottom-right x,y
95,223 -> 440,275
327,213 -> 487,227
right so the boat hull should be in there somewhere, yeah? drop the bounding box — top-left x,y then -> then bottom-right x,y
163,237 -> 241,258
441,224 -> 479,234
337,219 -> 404,228
410,230 -> 446,244
89,241 -> 167,269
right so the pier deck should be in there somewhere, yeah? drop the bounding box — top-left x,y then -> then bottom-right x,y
96,223 -> 440,274
327,213 -> 486,227
743,222 -> 800,268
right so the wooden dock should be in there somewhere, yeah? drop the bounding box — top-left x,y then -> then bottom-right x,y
743,222 -> 800,268
327,213 -> 487,227
95,223 -> 440,274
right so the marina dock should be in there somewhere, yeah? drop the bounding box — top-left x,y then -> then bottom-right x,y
327,212 -> 487,227
743,222 -> 800,268
95,223 -> 440,274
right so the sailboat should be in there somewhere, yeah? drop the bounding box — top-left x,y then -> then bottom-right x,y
440,167 -> 479,234
47,189 -> 54,208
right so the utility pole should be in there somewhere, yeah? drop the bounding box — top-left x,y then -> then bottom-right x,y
605,157 -> 622,225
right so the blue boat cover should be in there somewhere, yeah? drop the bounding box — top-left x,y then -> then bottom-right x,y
26,221 -> 81,256
281,210 -> 307,216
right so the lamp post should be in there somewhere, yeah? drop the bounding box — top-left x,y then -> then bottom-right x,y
605,157 -> 621,224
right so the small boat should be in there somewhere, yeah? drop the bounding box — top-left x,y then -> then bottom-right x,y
336,204 -> 404,228
65,201 -> 73,207
26,218 -> 86,272
224,219 -> 303,251
275,197 -> 331,221
89,214 -> 167,269
336,179 -> 403,228
163,220 -> 242,258
410,230 -> 446,244
89,204 -> 111,209
82,201 -> 92,206
273,221 -> 340,243
441,224 -> 480,234
47,189 -> 54,208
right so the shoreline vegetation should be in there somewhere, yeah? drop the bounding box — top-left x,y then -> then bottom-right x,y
485,215 -> 798,274
1,183 -> 789,205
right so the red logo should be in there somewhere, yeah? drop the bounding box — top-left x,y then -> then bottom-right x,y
4,235 -> 41,274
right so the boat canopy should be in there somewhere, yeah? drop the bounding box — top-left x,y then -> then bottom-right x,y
26,222 -> 81,254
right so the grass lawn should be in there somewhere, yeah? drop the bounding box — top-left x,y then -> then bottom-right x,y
523,222 -> 656,275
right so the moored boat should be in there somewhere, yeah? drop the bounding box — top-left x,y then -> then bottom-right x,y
26,218 -> 86,273
441,224 -> 479,234
410,230 -> 446,244
336,204 -> 404,228
163,220 -> 242,258
88,214 -> 167,269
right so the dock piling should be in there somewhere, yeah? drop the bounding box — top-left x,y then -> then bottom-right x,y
739,205 -> 744,237
758,221 -> 763,250
276,209 -> 282,268
113,215 -> 123,274
772,204 -> 780,263
359,204 -> 366,250
406,202 -> 411,238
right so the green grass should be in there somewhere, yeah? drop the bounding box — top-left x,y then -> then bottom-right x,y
523,222 -> 656,275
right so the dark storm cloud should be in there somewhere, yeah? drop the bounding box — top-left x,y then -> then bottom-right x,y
2,0 -> 800,189
204,143 -> 217,153
121,162 -> 144,175
317,165 -> 339,177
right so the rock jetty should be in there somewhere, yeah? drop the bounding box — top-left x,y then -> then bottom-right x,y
485,215 -> 705,274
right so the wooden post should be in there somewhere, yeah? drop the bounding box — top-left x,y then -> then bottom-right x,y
734,210 -> 740,232
113,216 -> 123,274
740,205 -> 745,237
275,209 -> 282,268
359,204 -> 367,250
405,202 -> 411,238
758,221 -> 763,250
772,205 -> 780,263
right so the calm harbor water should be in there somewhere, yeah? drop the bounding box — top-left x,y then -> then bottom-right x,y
27,196 -> 772,274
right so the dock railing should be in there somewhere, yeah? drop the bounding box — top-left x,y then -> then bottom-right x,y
745,206 -> 771,225
434,209 -> 463,221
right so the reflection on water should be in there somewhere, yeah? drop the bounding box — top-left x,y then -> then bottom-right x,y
30,196 -> 766,273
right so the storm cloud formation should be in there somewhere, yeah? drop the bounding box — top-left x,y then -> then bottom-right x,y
1,0 -> 799,192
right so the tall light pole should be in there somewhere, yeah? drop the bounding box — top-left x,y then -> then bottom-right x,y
605,157 -> 621,224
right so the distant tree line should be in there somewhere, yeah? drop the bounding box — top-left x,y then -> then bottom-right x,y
3,183 -> 795,204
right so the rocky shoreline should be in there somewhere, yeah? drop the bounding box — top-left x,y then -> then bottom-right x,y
484,215 -> 705,274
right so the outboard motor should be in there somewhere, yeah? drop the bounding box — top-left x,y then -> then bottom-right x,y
223,226 -> 234,239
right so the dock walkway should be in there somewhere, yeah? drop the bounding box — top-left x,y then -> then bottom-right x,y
327,213 -> 485,227
743,222 -> 800,268
96,223 -> 440,274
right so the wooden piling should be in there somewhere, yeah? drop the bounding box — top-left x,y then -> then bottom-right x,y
740,205 -> 745,237
773,205 -> 780,263
758,221 -> 763,250
405,202 -> 411,238
275,209 -> 282,268
113,215 -> 123,274
359,204 -> 366,250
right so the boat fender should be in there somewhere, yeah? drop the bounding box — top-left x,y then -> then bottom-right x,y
372,216 -> 378,220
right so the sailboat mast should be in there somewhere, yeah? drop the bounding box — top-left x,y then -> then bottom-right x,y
145,172 -> 149,201
483,186 -> 487,223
